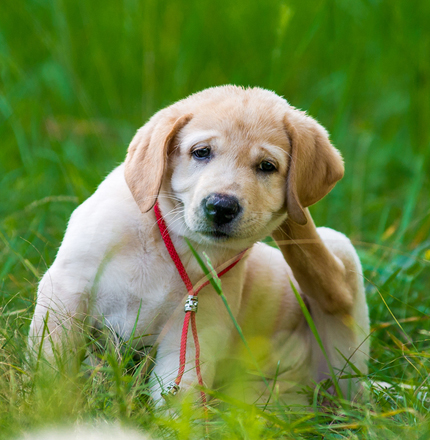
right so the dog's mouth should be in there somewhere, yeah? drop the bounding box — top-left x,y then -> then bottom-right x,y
199,229 -> 231,240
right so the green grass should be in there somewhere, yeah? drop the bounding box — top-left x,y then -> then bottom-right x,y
1,0 -> 430,438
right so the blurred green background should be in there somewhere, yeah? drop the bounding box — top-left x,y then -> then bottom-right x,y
1,0 -> 430,437
2,0 -> 429,240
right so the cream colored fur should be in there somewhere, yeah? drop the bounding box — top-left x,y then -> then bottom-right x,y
29,86 -> 369,405
21,423 -> 150,440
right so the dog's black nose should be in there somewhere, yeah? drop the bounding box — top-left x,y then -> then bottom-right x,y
203,194 -> 241,225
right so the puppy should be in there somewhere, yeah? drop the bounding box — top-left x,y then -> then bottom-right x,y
29,86 -> 369,405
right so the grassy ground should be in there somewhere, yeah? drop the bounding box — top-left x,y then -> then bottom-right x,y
1,0 -> 430,438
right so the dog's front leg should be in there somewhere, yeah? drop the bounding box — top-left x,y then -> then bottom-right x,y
150,276 -> 242,406
28,269 -> 89,372
150,331 -> 217,407
273,209 -> 355,315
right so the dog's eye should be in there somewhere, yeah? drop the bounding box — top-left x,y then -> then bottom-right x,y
258,161 -> 277,172
192,147 -> 211,160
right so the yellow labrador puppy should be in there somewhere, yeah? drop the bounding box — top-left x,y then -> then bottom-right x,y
29,86 -> 369,405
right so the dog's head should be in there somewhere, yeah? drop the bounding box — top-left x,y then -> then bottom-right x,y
125,86 -> 343,249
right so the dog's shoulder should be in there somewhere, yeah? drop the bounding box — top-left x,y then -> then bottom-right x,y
70,164 -> 139,230
53,164 -> 147,269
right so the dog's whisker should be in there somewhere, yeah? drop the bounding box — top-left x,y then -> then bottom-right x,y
147,205 -> 186,235
134,194 -> 181,206
274,224 -> 306,250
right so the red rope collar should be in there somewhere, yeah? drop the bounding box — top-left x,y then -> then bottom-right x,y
154,201 -> 246,404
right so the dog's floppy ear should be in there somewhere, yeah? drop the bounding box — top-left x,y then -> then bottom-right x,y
284,110 -> 344,225
124,111 -> 193,213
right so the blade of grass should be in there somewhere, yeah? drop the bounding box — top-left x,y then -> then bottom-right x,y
396,155 -> 424,244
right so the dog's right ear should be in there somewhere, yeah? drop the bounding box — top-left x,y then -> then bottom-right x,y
284,110 -> 344,225
124,112 -> 193,213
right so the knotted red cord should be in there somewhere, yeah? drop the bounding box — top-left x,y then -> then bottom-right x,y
154,201 -> 246,404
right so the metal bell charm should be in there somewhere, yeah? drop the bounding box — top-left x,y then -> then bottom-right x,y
184,295 -> 198,313
161,381 -> 180,399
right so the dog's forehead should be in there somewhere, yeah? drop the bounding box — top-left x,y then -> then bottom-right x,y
179,98 -> 289,147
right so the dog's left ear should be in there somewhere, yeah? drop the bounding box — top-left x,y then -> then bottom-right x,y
124,111 -> 193,213
284,110 -> 344,225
